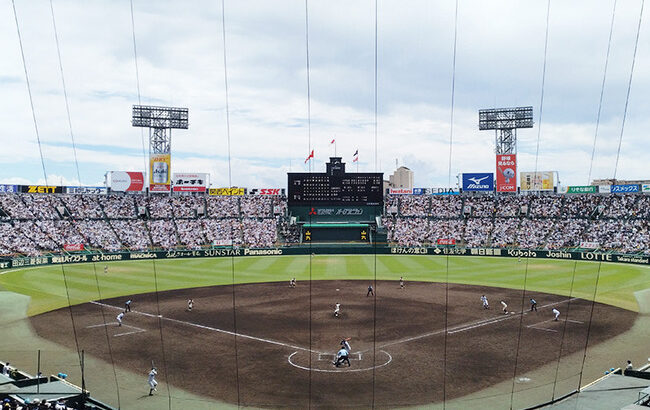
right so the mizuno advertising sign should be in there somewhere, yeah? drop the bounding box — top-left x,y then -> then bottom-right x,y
461,173 -> 494,192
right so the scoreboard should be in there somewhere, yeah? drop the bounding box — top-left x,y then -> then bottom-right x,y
288,157 -> 383,206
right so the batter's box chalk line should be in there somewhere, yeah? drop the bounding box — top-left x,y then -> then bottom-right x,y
318,353 -> 362,361
289,350 -> 392,373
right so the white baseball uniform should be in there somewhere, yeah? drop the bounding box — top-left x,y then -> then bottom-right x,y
334,303 -> 340,316
552,308 -> 560,320
481,295 -> 489,308
116,312 -> 124,326
148,368 -> 158,390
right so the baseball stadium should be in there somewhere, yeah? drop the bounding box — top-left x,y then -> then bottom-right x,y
3,1 -> 650,410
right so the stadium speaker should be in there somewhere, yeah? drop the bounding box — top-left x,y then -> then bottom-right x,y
388,206 -> 398,215
138,206 -> 147,216
463,205 -> 471,215
520,205 -> 528,215
197,206 -> 205,216
290,216 -> 297,225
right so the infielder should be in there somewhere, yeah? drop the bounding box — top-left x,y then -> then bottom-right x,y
116,312 -> 124,326
148,367 -> 158,396
125,300 -> 132,312
367,284 -> 374,297
530,298 -> 537,312
399,276 -> 405,289
552,308 -> 560,321
104,265 -> 108,274
333,348 -> 351,367
334,303 -> 341,318
187,299 -> 193,311
481,295 -> 489,309
289,278 -> 296,288
501,300 -> 508,315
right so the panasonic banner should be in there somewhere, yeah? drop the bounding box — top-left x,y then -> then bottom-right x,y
462,173 -> 494,192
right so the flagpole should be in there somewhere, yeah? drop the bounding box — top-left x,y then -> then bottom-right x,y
335,140 -> 337,157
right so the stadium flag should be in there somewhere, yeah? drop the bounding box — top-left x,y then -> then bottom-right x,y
304,149 -> 314,163
330,139 -> 335,144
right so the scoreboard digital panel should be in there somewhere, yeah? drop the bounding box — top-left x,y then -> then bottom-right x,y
288,157 -> 383,206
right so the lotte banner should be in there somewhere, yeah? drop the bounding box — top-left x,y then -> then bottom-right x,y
496,154 -> 517,192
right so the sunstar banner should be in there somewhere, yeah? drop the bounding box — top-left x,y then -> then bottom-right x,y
150,154 -> 171,192
462,173 -> 494,191
520,171 -> 554,191
496,154 -> 517,192
110,171 -> 145,192
172,173 -> 208,192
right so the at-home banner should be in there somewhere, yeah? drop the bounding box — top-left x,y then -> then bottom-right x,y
496,155 -> 517,192
172,173 -> 208,192
150,154 -> 171,192
461,173 -> 494,191
520,171 -> 554,191
110,171 -> 145,192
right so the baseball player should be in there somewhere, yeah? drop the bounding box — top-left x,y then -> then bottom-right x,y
500,300 -> 508,315
367,284 -> 374,297
289,278 -> 296,288
399,276 -> 405,289
530,298 -> 537,312
481,295 -> 489,309
334,303 -> 341,318
148,367 -> 158,396
104,265 -> 108,274
340,337 -> 351,353
116,312 -> 124,326
187,299 -> 193,311
552,308 -> 560,321
333,347 -> 351,367
125,300 -> 132,312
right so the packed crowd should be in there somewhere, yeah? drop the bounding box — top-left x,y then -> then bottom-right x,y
383,194 -> 650,253
0,192 -> 649,256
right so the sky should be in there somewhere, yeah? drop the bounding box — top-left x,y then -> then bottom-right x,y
0,0 -> 648,189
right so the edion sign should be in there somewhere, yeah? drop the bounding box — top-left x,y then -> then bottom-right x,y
496,154 -> 517,192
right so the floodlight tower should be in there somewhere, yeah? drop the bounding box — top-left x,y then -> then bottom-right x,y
478,106 -> 533,154
132,105 -> 189,155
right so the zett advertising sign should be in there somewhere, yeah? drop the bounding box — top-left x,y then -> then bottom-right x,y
110,171 -> 145,192
496,154 -> 517,192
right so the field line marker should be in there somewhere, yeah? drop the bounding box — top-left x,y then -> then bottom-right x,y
90,301 -> 323,354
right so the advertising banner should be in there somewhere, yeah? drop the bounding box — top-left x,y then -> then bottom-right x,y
172,173 -> 209,192
63,244 -> 84,251
598,185 -> 611,194
209,187 -> 245,196
496,154 -> 517,192
437,238 -> 456,245
20,185 -> 64,194
429,187 -> 460,195
110,171 -> 145,192
567,185 -> 597,194
149,154 -> 171,192
248,188 -> 286,195
611,184 -> 639,193
520,171 -> 554,191
66,186 -> 108,194
580,242 -> 599,249
389,188 -> 412,195
412,188 -> 426,195
462,173 -> 494,192
0,185 -> 18,193
643,184 -> 650,193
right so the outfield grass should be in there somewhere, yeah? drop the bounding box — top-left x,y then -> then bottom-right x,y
0,255 -> 648,316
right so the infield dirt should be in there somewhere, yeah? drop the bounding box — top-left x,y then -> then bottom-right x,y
30,281 -> 635,408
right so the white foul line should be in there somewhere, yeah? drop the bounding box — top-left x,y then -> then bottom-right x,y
90,301 -> 324,354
